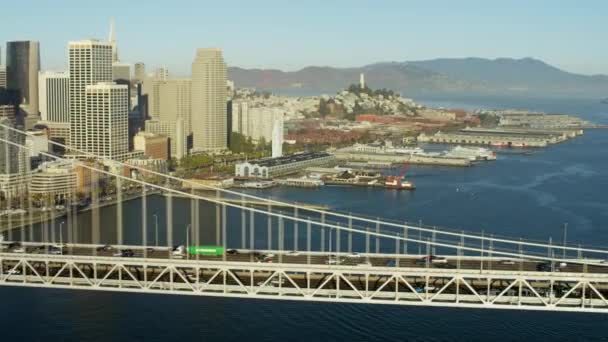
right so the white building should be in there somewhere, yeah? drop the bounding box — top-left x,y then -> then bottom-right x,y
272,118 -> 283,158
191,48 -> 227,152
231,103 -> 284,144
39,71 -> 69,123
145,118 -> 186,159
30,161 -> 78,200
68,39 -> 113,153
235,152 -> 336,179
85,82 -> 129,161
25,130 -> 49,157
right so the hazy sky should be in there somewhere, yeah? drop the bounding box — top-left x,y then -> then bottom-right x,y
1,0 -> 606,76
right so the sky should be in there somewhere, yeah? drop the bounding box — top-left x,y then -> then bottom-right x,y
1,0 -> 606,76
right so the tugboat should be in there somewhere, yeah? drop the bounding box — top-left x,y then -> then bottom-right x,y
384,176 -> 416,190
383,159 -> 416,190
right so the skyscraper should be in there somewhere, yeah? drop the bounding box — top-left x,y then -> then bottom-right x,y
68,39 -> 112,153
0,65 -> 6,89
134,62 -> 145,83
145,78 -> 192,133
6,41 -> 40,128
191,48 -> 227,152
39,71 -> 69,123
85,82 -> 129,160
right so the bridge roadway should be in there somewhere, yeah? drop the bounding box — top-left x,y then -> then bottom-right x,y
2,242 -> 608,313
2,242 -> 607,274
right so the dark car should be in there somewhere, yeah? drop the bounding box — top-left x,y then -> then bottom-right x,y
7,242 -> 21,249
226,249 -> 238,255
385,260 -> 397,267
121,249 -> 135,257
536,262 -> 552,272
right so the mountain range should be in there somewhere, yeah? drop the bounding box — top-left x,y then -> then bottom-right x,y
228,58 -> 608,98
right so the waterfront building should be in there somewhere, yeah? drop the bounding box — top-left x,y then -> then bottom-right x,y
85,82 -> 129,161
126,157 -> 168,178
133,131 -> 169,160
235,152 -> 335,179
145,118 -> 186,159
191,48 -> 227,152
68,39 -> 113,153
6,41 -> 40,128
30,161 -> 78,201
38,71 -> 69,123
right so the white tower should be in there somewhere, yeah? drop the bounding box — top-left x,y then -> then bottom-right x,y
359,73 -> 365,89
271,117 -> 283,158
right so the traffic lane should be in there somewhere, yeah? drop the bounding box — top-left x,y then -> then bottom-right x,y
3,245 -> 606,274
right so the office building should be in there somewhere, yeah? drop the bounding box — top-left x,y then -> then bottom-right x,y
0,105 -> 17,123
134,62 -> 145,83
145,118 -> 186,159
0,65 -> 6,88
85,82 -> 129,161
133,131 -> 169,160
68,39 -> 113,152
38,71 -> 69,123
0,116 -> 27,175
191,48 -> 227,152
144,78 -> 192,133
6,41 -> 40,128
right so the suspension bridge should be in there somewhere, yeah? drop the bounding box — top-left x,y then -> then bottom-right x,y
1,123 -> 608,313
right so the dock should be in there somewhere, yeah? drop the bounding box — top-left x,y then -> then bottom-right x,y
332,151 -> 472,167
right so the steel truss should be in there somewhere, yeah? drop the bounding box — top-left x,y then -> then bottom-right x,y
2,253 -> 608,313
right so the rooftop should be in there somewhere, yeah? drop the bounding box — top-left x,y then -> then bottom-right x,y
247,151 -> 332,168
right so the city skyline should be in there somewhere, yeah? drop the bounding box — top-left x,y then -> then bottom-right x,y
0,0 -> 607,76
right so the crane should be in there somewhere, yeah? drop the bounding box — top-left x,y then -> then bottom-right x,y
384,154 -> 415,190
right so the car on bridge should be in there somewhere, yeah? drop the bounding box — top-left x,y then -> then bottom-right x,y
416,255 -> 448,265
